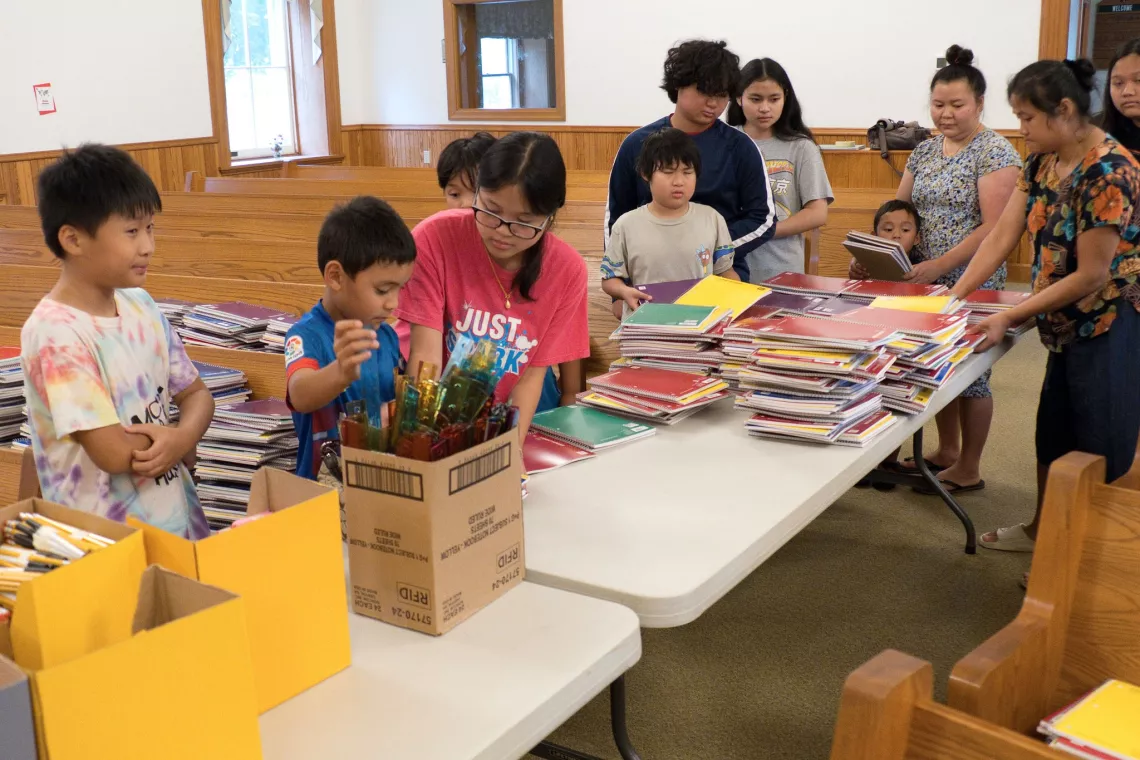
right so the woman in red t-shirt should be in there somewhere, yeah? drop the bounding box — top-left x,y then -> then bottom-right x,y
397,132 -> 590,440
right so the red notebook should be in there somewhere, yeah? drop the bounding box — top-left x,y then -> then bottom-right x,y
839,306 -> 966,339
964,290 -> 1031,307
752,315 -> 899,345
762,272 -> 855,295
523,432 -> 595,474
842,280 -> 949,299
588,365 -> 723,402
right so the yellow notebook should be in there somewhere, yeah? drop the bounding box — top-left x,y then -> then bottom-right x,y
1051,679 -> 1140,757
675,276 -> 771,317
869,295 -> 959,314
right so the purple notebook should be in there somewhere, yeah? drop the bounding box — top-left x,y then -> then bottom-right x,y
201,302 -> 292,322
805,296 -> 867,318
216,399 -> 290,416
756,292 -> 828,314
634,279 -> 704,305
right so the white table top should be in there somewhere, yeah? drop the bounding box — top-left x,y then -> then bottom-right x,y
260,582 -> 641,760
524,341 -> 1016,628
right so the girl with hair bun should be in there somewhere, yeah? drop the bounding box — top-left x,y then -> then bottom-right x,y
884,44 -> 1022,494
952,58 -> 1140,567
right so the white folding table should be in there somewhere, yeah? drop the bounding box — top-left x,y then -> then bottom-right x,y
524,341 -> 1017,628
260,582 -> 641,760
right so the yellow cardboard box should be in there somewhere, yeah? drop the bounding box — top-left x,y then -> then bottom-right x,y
1,499 -> 146,671
131,467 -> 350,712
29,565 -> 262,760
343,430 -> 525,636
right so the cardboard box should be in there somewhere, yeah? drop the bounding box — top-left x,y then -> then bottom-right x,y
29,566 -> 262,760
343,430 -> 525,636
0,654 -> 37,760
1,499 -> 146,671
130,468 -> 349,713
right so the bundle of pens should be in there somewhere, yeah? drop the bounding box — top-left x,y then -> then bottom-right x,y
0,514 -> 116,613
339,336 -> 519,462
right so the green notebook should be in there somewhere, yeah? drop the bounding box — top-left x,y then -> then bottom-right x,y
621,302 -> 720,330
531,405 -> 656,451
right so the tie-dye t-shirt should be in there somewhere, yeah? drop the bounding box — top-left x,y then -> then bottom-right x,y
20,288 -> 207,539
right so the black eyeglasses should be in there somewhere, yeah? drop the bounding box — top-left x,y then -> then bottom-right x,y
472,205 -> 550,240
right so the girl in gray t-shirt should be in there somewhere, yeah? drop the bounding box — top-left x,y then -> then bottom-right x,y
727,58 -> 834,284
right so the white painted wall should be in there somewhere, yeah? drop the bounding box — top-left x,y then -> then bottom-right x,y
334,0 -> 369,125
354,0 -> 1042,129
0,0 -> 214,155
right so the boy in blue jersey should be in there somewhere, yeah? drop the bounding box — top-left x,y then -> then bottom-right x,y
606,39 -> 777,283
285,196 -> 416,480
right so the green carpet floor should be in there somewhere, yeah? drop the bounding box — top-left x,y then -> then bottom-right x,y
544,335 -> 1047,759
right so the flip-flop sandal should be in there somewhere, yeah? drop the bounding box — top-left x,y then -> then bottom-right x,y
913,478 -> 986,496
979,523 -> 1036,553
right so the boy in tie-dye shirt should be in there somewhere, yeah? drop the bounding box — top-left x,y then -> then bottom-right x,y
20,145 -> 215,539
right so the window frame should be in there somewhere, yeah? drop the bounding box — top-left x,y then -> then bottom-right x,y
202,0 -> 343,169
442,0 -> 566,121
223,0 -> 300,160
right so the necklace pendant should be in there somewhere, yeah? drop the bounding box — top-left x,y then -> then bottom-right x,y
505,297 -> 511,309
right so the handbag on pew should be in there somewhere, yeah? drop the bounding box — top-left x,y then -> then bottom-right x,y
867,119 -> 932,176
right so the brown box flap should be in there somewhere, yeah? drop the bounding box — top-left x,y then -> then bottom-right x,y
131,565 -> 239,634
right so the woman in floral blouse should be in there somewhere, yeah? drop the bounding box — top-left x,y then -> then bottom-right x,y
954,58 -> 1140,560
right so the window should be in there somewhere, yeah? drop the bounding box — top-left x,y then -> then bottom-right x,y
480,37 -> 518,109
223,0 -> 298,159
443,0 -> 566,121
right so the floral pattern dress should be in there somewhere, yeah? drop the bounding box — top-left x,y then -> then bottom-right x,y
1021,138 -> 1140,351
907,129 -> 1023,398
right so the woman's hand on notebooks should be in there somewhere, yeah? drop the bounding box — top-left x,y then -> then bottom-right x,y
125,423 -> 194,479
902,259 -> 946,285
333,320 -> 380,384
848,258 -> 870,280
967,312 -> 1011,352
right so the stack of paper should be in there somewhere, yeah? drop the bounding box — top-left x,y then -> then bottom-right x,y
0,347 -> 25,446
262,314 -> 299,353
609,303 -> 732,374
1039,679 -> 1140,759
156,298 -> 195,329
842,231 -> 913,281
180,302 -> 292,351
581,365 -> 729,424
962,290 -> 1036,336
726,316 -> 902,446
842,280 -> 950,301
193,361 -> 251,405
531,405 -> 656,451
763,272 -> 856,298
195,399 -> 298,529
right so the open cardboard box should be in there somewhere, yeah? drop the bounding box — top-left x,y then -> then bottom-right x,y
0,499 -> 146,672
27,565 -> 261,760
130,467 -> 349,712
343,429 -> 526,636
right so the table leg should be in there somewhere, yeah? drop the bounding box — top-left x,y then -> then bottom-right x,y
529,676 -> 643,760
866,428 -> 977,554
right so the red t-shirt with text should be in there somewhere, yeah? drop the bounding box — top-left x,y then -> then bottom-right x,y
394,209 -> 590,402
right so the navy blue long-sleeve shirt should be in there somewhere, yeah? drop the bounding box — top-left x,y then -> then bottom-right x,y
605,116 -> 777,282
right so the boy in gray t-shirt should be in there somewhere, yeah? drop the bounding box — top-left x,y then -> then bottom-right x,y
602,128 -> 737,318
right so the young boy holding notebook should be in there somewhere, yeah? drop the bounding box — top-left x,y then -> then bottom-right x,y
285,197 -> 417,481
602,127 -> 739,319
21,144 -> 215,539
848,200 -> 921,280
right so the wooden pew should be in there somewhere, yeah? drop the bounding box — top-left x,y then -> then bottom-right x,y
0,288 -> 287,400
948,450 -> 1140,735
822,150 -> 909,190
286,163 -> 612,187
830,649 -> 1064,760
0,447 -> 39,505
182,174 -> 606,225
